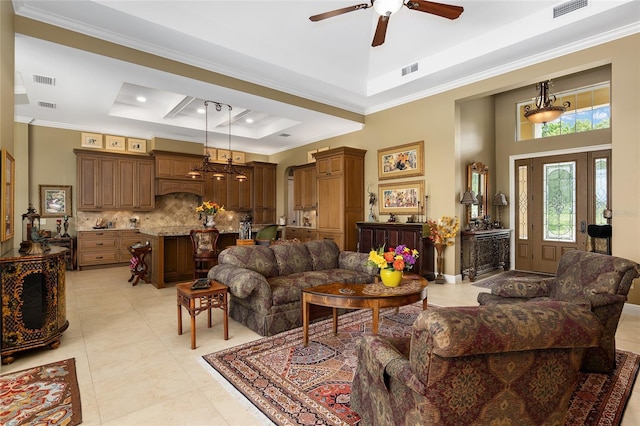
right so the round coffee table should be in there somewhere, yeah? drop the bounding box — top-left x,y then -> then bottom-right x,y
301,274 -> 428,346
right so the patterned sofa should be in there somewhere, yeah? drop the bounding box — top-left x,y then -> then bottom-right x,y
478,250 -> 639,373
352,301 -> 602,426
208,239 -> 377,336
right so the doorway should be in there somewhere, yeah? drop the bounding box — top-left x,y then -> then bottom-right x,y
514,149 -> 611,273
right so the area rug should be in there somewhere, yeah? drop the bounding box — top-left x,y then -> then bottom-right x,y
202,305 -> 639,426
472,269 -> 554,289
0,358 -> 82,426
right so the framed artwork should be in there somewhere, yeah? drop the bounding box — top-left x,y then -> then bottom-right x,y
81,132 -> 103,149
205,147 -> 217,159
40,185 -> 73,218
127,138 -> 146,153
217,149 -> 231,162
232,151 -> 246,164
106,135 -> 126,151
1,150 -> 15,241
378,180 -> 424,214
377,141 -> 424,180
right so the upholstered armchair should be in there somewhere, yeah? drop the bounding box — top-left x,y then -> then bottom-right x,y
477,250 -> 639,373
351,301 -> 602,426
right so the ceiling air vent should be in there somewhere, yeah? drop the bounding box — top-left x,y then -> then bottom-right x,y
33,74 -> 56,86
279,133 -> 291,137
37,101 -> 56,109
554,0 -> 588,18
401,62 -> 419,77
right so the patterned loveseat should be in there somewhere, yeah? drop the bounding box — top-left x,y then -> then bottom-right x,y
478,250 -> 639,373
352,301 -> 602,426
208,239 -> 377,336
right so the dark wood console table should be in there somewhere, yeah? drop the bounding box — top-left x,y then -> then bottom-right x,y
356,222 -> 435,281
1,247 -> 69,364
461,229 -> 512,282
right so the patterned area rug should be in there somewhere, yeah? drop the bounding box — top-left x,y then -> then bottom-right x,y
472,269 -> 554,289
202,305 -> 639,426
0,358 -> 82,426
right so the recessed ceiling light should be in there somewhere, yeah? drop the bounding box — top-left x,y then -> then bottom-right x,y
245,118 -> 254,124
197,108 -> 205,114
136,96 -> 147,103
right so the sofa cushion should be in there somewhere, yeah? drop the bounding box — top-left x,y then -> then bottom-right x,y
270,242 -> 313,275
218,245 -> 279,278
305,239 -> 340,270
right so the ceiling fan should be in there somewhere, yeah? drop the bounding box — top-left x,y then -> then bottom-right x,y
309,0 -> 464,47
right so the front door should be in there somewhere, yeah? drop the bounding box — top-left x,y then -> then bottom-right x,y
514,150 -> 610,273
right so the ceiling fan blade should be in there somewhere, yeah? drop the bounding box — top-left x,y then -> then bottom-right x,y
405,0 -> 464,19
309,3 -> 371,22
372,15 -> 390,47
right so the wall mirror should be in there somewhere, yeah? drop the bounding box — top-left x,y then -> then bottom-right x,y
467,162 -> 489,220
1,149 -> 15,242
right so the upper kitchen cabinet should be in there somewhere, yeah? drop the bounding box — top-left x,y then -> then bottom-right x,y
118,158 -> 155,210
225,167 -> 254,212
314,147 -> 366,251
293,164 -> 316,211
75,149 -> 155,211
152,151 -> 204,196
251,162 -> 277,224
76,150 -> 118,210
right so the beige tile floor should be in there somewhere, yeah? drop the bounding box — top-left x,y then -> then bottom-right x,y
2,266 -> 639,425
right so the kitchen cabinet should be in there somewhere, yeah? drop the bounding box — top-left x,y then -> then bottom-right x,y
152,151 -> 205,196
75,149 -> 155,211
251,162 -> 277,223
77,229 -> 142,269
356,222 -> 435,281
1,248 -> 69,364
286,227 -> 317,242
315,147 -> 366,251
118,157 -> 155,210
226,167 -> 253,212
76,152 -> 118,210
293,164 -> 316,211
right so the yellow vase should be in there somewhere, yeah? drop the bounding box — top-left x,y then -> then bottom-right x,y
380,269 -> 403,287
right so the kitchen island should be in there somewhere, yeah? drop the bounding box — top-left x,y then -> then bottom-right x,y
140,225 -> 279,288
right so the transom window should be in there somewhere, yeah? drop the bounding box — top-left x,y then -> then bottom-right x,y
517,83 -> 610,141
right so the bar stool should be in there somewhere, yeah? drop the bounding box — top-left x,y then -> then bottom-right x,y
189,229 -> 220,278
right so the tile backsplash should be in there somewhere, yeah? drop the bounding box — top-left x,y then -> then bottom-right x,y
67,193 -> 244,234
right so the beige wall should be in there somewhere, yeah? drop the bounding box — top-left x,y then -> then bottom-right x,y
1,1 -> 15,255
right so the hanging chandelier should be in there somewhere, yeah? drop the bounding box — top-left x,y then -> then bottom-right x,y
524,80 -> 571,124
187,100 -> 247,182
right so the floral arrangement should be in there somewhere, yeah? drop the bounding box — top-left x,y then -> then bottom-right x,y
368,245 -> 419,271
195,201 -> 224,216
426,216 -> 460,246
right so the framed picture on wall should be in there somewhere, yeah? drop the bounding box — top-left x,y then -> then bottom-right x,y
105,135 -> 126,151
80,132 -> 103,149
1,150 -> 15,241
217,149 -> 231,162
127,138 -> 146,153
40,185 -> 73,218
232,151 -> 246,164
377,141 -> 424,180
378,180 -> 424,214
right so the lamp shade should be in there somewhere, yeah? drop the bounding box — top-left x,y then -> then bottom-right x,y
460,190 -> 477,205
524,80 -> 570,124
493,192 -> 508,206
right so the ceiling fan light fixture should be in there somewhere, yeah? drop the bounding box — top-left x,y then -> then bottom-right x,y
524,80 -> 571,124
373,0 -> 404,16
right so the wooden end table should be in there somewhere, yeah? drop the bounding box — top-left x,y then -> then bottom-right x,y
177,280 -> 229,349
301,274 -> 428,346
128,244 -> 151,286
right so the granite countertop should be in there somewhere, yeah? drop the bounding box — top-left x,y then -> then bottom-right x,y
139,224 -> 282,237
